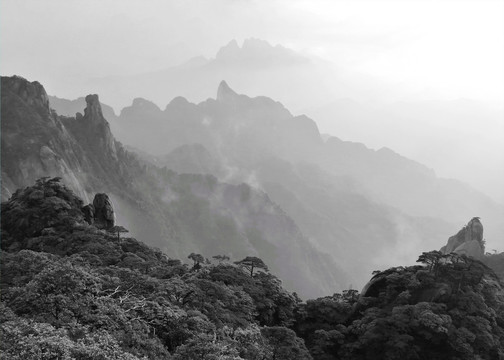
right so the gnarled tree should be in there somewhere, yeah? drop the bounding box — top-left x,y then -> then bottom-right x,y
108,225 -> 129,241
234,256 -> 269,277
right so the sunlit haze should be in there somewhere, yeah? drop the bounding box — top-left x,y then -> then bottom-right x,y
2,0 -> 503,104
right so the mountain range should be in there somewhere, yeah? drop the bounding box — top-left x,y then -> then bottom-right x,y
49,80 -> 504,251
47,38 -> 504,204
81,38 -> 355,112
1,75 -> 347,298
3,74 -> 504,296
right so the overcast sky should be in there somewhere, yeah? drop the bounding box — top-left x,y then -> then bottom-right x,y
1,0 -> 503,106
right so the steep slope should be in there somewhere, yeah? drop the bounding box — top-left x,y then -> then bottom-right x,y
1,75 -> 348,298
2,77 -> 92,201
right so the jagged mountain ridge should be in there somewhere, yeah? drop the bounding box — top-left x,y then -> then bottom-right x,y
1,75 -> 349,298
84,38 -> 343,112
51,81 -> 502,235
63,79 -> 504,283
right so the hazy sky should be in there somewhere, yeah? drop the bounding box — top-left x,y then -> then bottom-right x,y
2,0 -> 503,105
2,0 -> 504,204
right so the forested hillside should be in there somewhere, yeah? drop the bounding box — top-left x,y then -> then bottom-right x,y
1,178 -> 503,359
0,178 -> 310,359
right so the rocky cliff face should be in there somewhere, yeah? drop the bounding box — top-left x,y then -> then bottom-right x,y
2,76 -> 50,111
90,193 -> 116,229
2,76 -> 162,240
64,94 -> 118,161
440,217 -> 485,259
1,77 -> 89,202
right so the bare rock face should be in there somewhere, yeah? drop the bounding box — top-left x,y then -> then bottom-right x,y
84,94 -> 104,122
80,94 -> 118,160
81,204 -> 95,225
92,193 -> 115,229
440,217 -> 485,259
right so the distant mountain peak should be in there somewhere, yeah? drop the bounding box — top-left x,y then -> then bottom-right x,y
168,96 -> 190,107
241,38 -> 272,51
214,38 -> 309,67
215,39 -> 240,59
217,80 -> 238,102
131,97 -> 161,111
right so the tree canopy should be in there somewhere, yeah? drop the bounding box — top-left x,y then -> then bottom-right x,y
234,256 -> 269,277
109,225 -> 129,241
2,178 -> 504,359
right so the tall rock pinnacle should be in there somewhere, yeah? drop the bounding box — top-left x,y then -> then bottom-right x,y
83,94 -> 104,122
78,93 -> 117,160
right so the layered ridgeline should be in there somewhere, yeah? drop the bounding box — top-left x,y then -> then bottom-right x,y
80,38 -> 337,112
1,75 -> 347,298
1,179 -> 503,359
49,79 -> 504,286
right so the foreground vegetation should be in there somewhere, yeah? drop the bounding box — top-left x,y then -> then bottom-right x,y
1,178 -> 503,359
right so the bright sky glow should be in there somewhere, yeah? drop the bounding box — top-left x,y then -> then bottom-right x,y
1,0 -> 503,105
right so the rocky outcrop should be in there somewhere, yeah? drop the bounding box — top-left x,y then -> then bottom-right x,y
81,204 -> 95,225
440,217 -> 485,259
91,193 -> 115,229
81,95 -> 118,160
81,193 -> 115,229
48,95 -> 118,121
83,94 -> 104,121
1,76 -> 50,112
